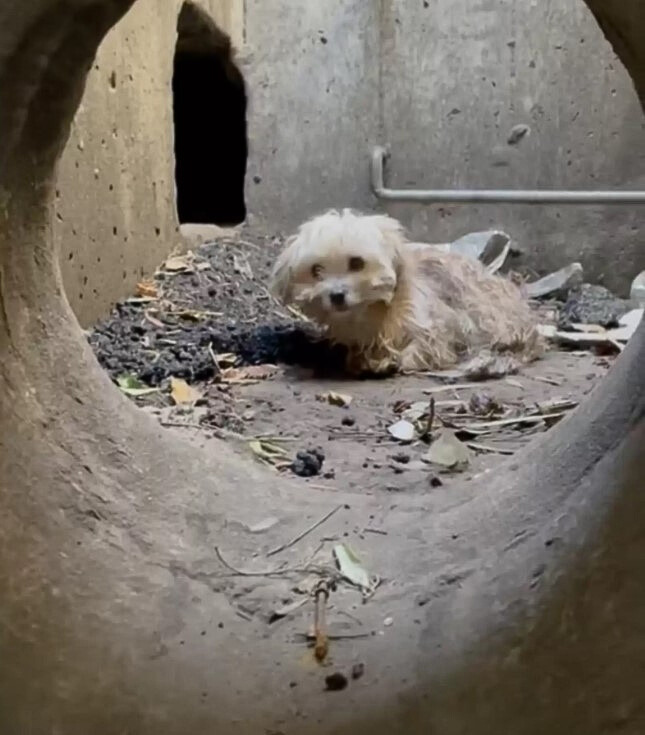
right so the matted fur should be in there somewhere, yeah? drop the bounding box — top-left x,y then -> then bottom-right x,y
270,209 -> 543,375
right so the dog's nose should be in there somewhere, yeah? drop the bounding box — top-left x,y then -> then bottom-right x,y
329,291 -> 346,307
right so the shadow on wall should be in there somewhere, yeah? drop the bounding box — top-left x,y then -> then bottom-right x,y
173,2 -> 248,226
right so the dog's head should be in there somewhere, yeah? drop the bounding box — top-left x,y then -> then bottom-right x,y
270,209 -> 406,319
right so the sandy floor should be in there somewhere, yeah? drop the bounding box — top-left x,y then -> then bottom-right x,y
87,227 -> 614,504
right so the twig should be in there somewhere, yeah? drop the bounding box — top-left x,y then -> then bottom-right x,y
363,527 -> 388,536
327,428 -> 376,440
286,305 -> 311,322
466,441 -> 515,455
425,397 -> 435,436
160,420 -> 203,429
214,546 -> 289,577
336,609 -> 364,626
221,378 -> 262,386
252,434 -> 299,441
296,632 -> 372,642
423,383 -> 481,395
529,374 -> 562,386
313,579 -> 330,662
455,411 -> 567,432
214,547 -> 337,580
266,504 -> 344,557
208,342 -> 222,374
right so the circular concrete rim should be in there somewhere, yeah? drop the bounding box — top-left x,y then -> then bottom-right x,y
0,1 -> 644,733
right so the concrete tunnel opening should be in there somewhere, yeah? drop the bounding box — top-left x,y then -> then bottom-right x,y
172,2 -> 248,226
1,0 -> 645,731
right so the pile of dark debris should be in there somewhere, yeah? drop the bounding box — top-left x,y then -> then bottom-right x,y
87,236 -> 346,386
86,234 -> 643,388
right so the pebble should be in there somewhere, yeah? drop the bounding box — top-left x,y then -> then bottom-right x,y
291,447 -> 325,477
324,673 -> 348,692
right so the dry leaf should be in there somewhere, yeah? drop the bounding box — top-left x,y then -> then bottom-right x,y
316,391 -> 353,407
248,439 -> 289,466
170,377 -> 202,405
425,430 -> 470,469
332,544 -> 379,598
213,352 -> 238,367
387,419 -> 416,442
163,252 -> 194,273
135,280 -> 158,298
116,374 -> 159,397
221,364 -> 278,382
401,401 -> 432,422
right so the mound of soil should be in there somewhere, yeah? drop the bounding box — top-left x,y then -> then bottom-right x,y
87,232 -> 347,385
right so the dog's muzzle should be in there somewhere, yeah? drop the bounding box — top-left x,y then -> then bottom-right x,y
329,291 -> 347,308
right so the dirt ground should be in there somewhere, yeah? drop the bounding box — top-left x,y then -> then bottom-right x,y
87,227 -> 615,503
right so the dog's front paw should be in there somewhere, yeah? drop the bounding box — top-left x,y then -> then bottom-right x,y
345,349 -> 399,377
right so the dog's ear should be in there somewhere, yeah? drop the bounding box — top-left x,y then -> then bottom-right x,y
269,235 -> 298,304
369,214 -> 407,272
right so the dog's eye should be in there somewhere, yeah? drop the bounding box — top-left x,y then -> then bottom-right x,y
348,256 -> 365,272
311,263 -> 323,279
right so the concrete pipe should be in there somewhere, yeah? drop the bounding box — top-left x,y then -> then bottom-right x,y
0,0 -> 643,732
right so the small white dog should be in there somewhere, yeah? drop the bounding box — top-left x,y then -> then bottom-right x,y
270,209 -> 543,375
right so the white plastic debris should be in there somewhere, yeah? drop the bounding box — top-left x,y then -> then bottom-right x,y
553,308 -> 643,349
525,263 -> 583,299
449,230 -> 512,271
630,271 -> 645,305
333,544 -> 379,597
388,419 -> 416,442
425,430 -> 470,469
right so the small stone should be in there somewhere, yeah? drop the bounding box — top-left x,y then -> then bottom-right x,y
558,283 -> 635,329
341,416 -> 355,426
507,124 -> 530,145
383,617 -> 394,627
429,475 -> 443,487
324,672 -> 348,691
351,662 -> 365,680
290,447 -> 325,477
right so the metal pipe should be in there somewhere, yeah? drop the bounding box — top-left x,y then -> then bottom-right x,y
371,146 -> 645,205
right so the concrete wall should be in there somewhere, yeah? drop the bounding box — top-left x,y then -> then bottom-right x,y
379,0 -> 645,295
58,0 -> 644,325
245,0 -> 645,295
242,0 -> 381,222
55,0 -> 243,326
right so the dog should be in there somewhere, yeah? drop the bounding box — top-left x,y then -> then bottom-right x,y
269,209 -> 543,375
